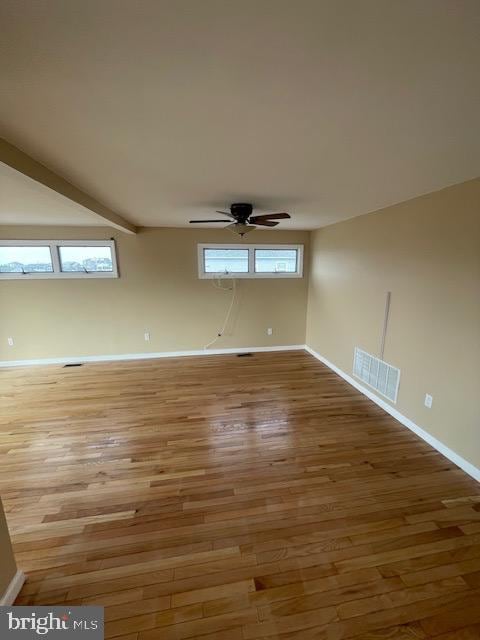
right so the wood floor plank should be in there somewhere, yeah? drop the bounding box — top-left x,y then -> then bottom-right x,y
1,351 -> 479,638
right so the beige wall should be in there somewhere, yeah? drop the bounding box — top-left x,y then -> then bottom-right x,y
0,497 -> 17,597
0,227 -> 309,361
306,178 -> 480,469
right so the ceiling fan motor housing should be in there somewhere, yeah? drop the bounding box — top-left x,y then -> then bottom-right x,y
230,203 -> 253,221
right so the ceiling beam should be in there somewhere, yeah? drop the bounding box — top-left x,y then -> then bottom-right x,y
0,138 -> 137,234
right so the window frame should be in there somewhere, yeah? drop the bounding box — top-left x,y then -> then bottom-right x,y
197,243 -> 303,279
0,239 -> 118,279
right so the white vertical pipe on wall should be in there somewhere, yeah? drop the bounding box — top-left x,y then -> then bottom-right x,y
380,291 -> 391,361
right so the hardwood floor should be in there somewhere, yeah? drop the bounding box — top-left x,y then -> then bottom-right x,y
1,350 -> 480,639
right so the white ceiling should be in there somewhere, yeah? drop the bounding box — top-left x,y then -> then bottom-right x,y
0,0 -> 479,230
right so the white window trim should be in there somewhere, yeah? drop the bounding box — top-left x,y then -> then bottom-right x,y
198,243 -> 303,279
0,239 -> 118,279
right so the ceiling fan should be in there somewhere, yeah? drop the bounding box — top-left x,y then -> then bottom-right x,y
189,202 -> 291,236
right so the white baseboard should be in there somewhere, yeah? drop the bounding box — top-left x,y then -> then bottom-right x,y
0,344 -> 305,368
305,345 -> 480,483
0,570 -> 26,606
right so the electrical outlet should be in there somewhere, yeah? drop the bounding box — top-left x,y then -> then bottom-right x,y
7,337 -> 14,347
267,328 -> 273,336
424,394 -> 433,409
144,332 -> 150,342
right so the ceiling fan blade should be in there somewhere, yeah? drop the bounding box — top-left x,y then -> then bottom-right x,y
249,213 -> 290,222
253,220 -> 279,227
189,219 -> 230,223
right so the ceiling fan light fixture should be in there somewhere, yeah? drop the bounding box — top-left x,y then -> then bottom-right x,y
227,222 -> 256,236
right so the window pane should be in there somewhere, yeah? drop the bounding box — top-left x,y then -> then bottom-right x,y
204,249 -> 249,273
59,245 -> 113,272
255,249 -> 297,273
0,246 -> 53,273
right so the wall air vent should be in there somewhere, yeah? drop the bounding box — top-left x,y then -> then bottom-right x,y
353,347 -> 400,403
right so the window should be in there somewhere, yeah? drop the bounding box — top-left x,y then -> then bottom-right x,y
59,245 -> 114,273
0,240 -> 118,279
255,249 -> 298,273
198,244 -> 303,278
203,249 -> 249,274
0,245 -> 53,273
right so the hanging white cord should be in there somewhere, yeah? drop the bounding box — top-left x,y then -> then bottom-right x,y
203,278 -> 237,350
